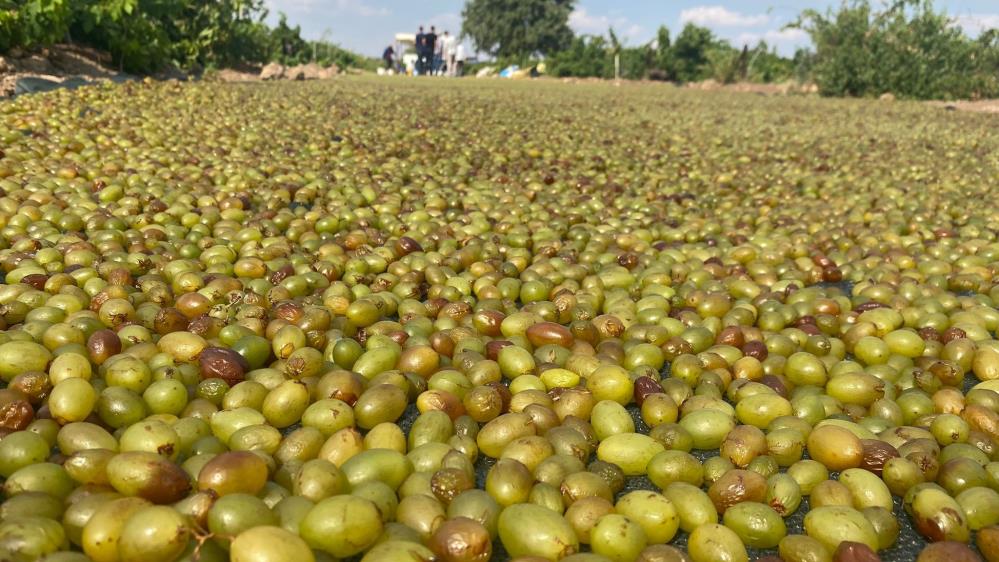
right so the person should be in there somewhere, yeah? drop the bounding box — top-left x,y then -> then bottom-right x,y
454,42 -> 466,77
442,31 -> 456,77
425,26 -> 438,76
382,45 -> 394,71
435,30 -> 449,76
415,26 -> 426,75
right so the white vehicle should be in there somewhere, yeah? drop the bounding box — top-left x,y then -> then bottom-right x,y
393,33 -> 419,76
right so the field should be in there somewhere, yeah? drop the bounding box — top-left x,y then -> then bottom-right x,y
1,77 -> 999,561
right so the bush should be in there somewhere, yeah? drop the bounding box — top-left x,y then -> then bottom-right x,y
1,0 -> 375,74
0,0 -> 73,52
670,23 -> 722,83
793,0 -> 999,99
547,23 -> 767,83
747,43 -> 796,83
547,35 -> 611,78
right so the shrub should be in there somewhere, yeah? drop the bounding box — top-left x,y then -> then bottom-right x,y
1,0 -> 375,74
793,0 -> 999,99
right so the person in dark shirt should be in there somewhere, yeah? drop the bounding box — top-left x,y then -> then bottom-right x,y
382,45 -> 394,70
424,26 -> 438,76
415,26 -> 426,75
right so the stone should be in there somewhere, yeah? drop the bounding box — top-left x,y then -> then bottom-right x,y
260,62 -> 285,80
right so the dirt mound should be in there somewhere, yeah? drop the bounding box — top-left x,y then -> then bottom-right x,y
257,62 -> 340,81
1,44 -> 129,97
685,79 -> 818,96
208,69 -> 260,83
1,45 -> 335,97
928,100 -> 999,114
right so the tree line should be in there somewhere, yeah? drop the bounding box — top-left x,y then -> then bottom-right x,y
0,0 -> 376,73
2,0 -> 998,99
462,0 -> 999,99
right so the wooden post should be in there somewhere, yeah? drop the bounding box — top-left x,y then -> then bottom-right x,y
614,54 -> 620,80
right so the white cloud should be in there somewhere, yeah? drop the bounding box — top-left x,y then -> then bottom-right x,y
335,0 -> 388,17
427,12 -> 462,33
735,28 -> 808,46
680,6 -> 770,28
569,8 -> 607,33
623,24 -> 643,40
267,0 -> 388,17
569,8 -> 644,42
953,14 -> 999,36
265,0 -> 314,11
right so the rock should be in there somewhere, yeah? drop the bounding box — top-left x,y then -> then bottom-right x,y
298,63 -> 322,80
0,57 -> 10,75
318,64 -> 340,80
154,64 -> 188,82
48,46 -> 116,78
214,69 -> 258,82
285,65 -> 306,81
1,75 -> 16,98
879,92 -> 896,102
260,62 -> 285,80
18,55 -> 57,75
14,77 -> 64,96
647,69 -> 668,81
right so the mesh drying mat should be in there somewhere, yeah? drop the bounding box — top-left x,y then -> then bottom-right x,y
377,400 -> 955,561
356,280 -> 985,560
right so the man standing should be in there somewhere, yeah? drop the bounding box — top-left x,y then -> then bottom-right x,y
425,26 -> 438,76
415,26 -> 426,75
435,31 -> 448,75
454,42 -> 466,77
382,45 -> 394,71
442,31 -> 456,77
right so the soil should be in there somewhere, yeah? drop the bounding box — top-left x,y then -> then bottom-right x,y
684,79 -> 820,96
4,44 -> 999,116
0,44 -> 350,96
928,100 -> 999,114
0,44 -> 270,97
0,44 -> 126,97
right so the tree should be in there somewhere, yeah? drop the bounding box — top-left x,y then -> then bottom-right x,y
670,23 -> 719,82
654,25 -> 671,71
547,35 -> 610,77
619,44 -> 655,80
2,0 -> 377,74
746,42 -> 795,83
0,0 -> 74,52
792,1 -> 877,97
268,12 -> 308,64
792,0 -> 999,99
461,0 -> 575,60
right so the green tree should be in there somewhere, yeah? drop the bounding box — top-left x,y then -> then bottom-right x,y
793,0 -> 999,99
653,25 -> 672,77
745,42 -> 794,83
72,0 -> 174,72
0,0 -> 73,51
976,29 -> 999,94
619,44 -> 655,80
461,0 -> 575,60
268,12 -> 308,64
547,34 -> 610,78
68,0 -> 274,72
670,23 -> 719,82
792,1 -> 877,96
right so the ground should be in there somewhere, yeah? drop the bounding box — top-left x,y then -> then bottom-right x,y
0,76 -> 998,561
4,45 -> 999,112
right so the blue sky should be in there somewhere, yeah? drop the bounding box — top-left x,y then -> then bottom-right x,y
264,1 -> 999,57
